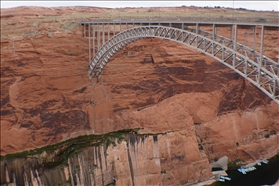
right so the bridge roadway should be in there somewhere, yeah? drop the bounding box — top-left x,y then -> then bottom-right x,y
81,20 -> 278,27
80,20 -> 279,104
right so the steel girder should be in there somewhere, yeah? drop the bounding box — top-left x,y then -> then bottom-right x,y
89,26 -> 279,104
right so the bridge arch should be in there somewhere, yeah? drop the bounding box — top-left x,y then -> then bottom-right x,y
89,25 -> 279,104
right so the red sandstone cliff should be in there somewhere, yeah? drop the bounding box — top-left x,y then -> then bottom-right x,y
1,6 -> 279,185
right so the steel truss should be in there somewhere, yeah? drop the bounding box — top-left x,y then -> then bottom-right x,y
86,25 -> 279,104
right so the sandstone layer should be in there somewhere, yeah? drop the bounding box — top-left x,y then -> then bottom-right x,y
1,130 -> 212,185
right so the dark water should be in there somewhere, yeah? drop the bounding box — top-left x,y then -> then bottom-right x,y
211,155 -> 279,186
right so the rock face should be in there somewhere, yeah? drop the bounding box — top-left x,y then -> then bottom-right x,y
0,131 -> 212,185
1,6 -> 279,186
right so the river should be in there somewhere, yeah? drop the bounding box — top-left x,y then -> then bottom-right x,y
211,155 -> 279,186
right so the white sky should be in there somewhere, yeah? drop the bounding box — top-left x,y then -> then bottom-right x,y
1,1 -> 279,11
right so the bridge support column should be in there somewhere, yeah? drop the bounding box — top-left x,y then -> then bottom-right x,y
196,23 -> 199,46
230,25 -> 233,40
212,24 -> 216,40
222,38 -> 224,61
196,23 -> 199,34
273,77 -> 277,97
93,24 -> 95,57
83,24 -> 85,37
233,24 -> 238,67
212,24 -> 216,55
108,23 -> 110,40
181,23 -> 185,41
97,24 -> 100,50
102,23 -> 105,46
253,26 -> 257,61
89,24 -> 91,65
258,25 -> 265,83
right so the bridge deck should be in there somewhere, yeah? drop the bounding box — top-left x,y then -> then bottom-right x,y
80,20 -> 279,28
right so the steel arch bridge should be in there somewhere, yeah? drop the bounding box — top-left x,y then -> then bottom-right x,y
81,21 -> 279,104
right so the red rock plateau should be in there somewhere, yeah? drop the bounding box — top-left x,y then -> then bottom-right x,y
1,6 -> 279,185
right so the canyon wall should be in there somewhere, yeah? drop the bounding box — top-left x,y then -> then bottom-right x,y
0,131 -> 212,185
1,6 -> 279,185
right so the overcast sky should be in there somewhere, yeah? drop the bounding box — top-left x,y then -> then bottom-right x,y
1,1 -> 278,11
